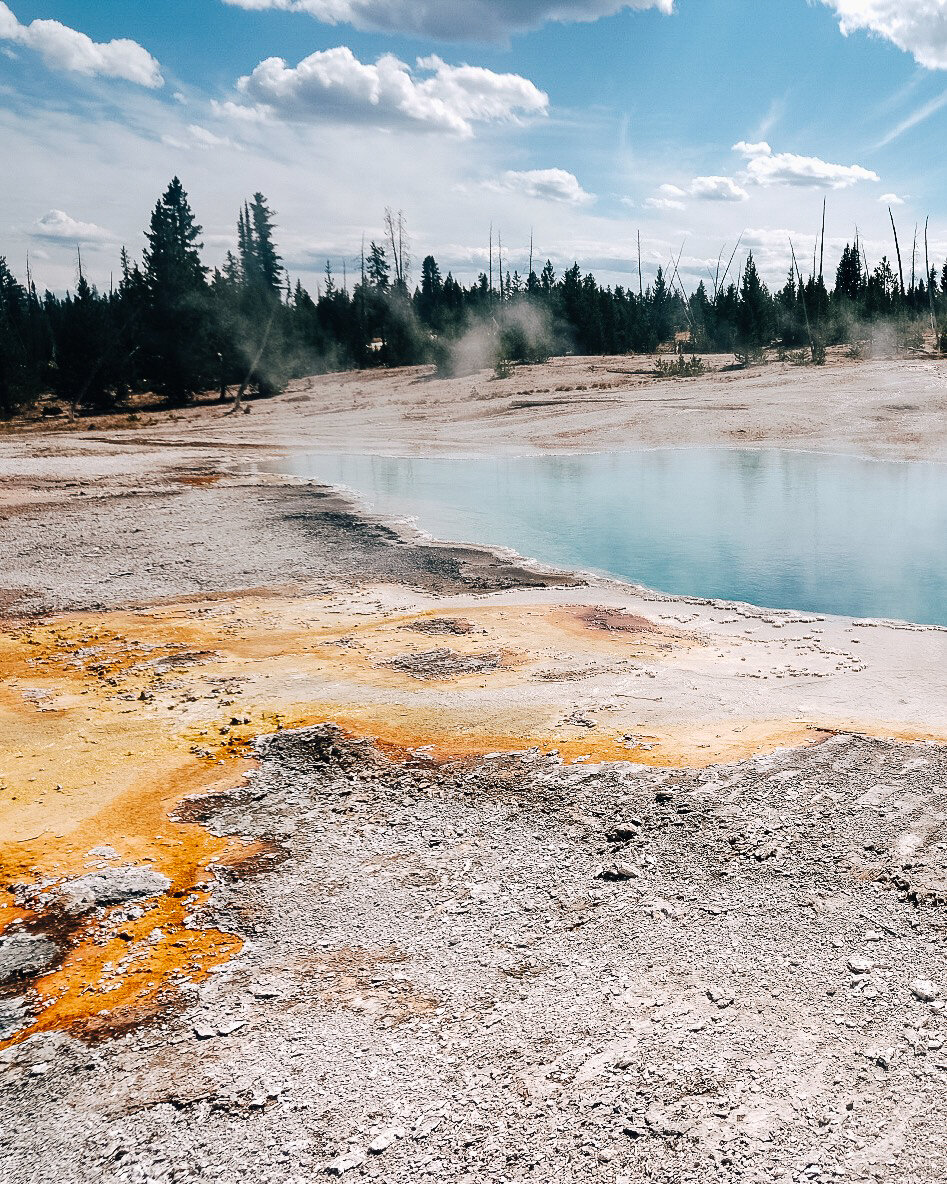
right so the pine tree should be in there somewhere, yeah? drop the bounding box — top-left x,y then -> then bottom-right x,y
650,266 -> 672,345
735,253 -> 772,355
142,177 -> 212,403
248,193 -> 283,296
0,257 -> 30,414
366,242 -> 390,290
834,243 -> 862,301
52,271 -> 115,412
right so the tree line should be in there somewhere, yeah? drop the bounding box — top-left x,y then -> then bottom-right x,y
2,177 -> 946,416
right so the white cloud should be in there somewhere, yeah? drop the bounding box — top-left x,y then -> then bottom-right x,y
821,1 -> 947,70
689,175 -> 748,202
876,89 -> 947,146
222,0 -> 674,42
228,47 -> 548,136
488,168 -> 594,204
645,183 -> 685,210
645,176 -> 747,210
879,191 -> 906,204
645,199 -> 683,210
733,140 -> 879,189
32,209 -> 115,244
0,2 -> 163,87
162,124 -> 240,151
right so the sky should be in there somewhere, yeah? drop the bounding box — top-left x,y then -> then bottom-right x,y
4,0 -> 947,295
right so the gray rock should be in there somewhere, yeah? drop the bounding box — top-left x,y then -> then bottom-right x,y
57,866 -> 171,913
0,933 -> 59,984
368,1127 -> 405,1154
847,955 -> 873,975
910,978 -> 938,1003
87,845 -> 121,860
607,821 -> 643,843
597,862 -> 640,882
326,1149 -> 366,1175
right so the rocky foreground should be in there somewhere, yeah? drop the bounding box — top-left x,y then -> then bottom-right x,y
3,725 -> 946,1183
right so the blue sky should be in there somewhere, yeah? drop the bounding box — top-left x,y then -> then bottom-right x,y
3,0 -> 947,293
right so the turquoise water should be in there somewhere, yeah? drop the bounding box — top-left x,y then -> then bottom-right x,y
270,449 -> 947,626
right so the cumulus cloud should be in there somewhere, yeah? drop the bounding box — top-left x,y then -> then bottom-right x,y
228,47 -> 548,136
645,184 -> 686,210
733,140 -> 879,189
0,2 -> 163,87
820,1 -> 947,71
879,191 -> 906,204
487,168 -> 594,204
32,210 -> 115,244
689,175 -> 748,202
222,0 -> 674,42
645,175 -> 747,210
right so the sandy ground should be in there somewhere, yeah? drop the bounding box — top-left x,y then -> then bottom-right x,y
5,352 -> 947,475
1,355 -> 946,1183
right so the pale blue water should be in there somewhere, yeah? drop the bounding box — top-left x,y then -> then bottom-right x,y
270,449 -> 947,626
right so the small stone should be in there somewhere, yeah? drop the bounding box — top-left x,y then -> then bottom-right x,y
192,1022 -> 216,1040
607,821 -> 642,843
327,1149 -> 366,1175
597,863 -> 640,882
910,979 -> 938,1003
414,1114 -> 443,1139
847,955 -> 873,975
88,845 -> 120,860
368,1126 -> 405,1154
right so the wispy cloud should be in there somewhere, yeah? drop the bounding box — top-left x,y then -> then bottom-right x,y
753,96 -> 786,140
876,88 -> 947,146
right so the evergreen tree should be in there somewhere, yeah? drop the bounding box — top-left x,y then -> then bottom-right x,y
247,193 -> 283,296
650,266 -> 672,345
418,255 -> 443,327
142,177 -> 213,403
735,253 -> 772,354
834,243 -> 863,301
366,242 -> 390,290
0,258 -> 31,414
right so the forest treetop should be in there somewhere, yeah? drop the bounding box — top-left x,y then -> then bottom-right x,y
2,178 -> 946,417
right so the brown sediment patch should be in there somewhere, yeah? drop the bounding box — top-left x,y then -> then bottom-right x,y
401,617 -> 476,636
382,647 -> 509,681
176,474 -> 221,487
550,605 -> 699,657
574,606 -> 659,634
